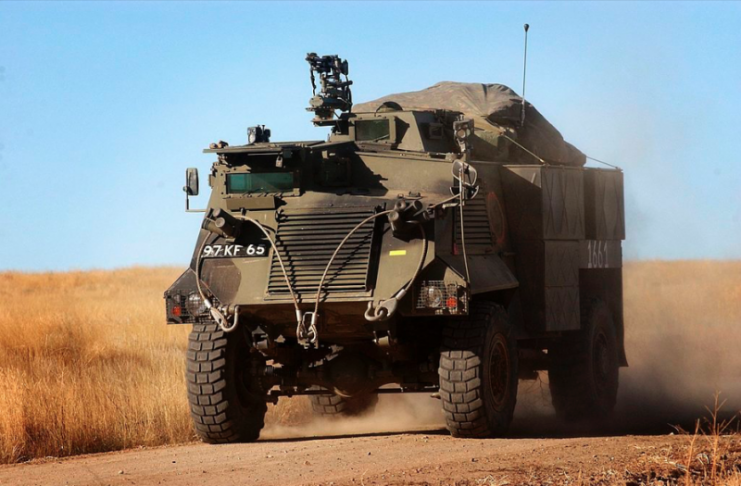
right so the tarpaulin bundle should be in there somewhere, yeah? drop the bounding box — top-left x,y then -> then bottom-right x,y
354,82 -> 585,166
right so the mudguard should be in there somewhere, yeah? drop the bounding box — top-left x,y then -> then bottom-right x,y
439,253 -> 518,294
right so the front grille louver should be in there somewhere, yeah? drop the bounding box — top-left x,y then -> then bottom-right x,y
454,197 -> 493,250
267,209 -> 377,298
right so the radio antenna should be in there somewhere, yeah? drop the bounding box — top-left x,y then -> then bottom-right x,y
520,23 -> 530,128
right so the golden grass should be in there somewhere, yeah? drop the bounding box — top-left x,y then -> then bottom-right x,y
0,268 -> 191,462
0,267 -> 315,464
622,394 -> 741,486
0,261 -> 739,466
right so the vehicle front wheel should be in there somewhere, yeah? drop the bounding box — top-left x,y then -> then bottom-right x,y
186,323 -> 267,443
438,301 -> 519,438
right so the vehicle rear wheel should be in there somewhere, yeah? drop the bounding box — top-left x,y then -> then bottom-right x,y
549,299 -> 619,421
439,301 -> 519,438
186,323 -> 267,443
310,392 -> 379,417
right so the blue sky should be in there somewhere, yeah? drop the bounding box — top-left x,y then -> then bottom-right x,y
0,1 -> 739,271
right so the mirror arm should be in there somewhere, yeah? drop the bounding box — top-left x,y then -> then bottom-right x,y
185,191 -> 207,213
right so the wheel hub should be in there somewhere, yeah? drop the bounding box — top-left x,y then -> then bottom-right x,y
488,337 -> 510,408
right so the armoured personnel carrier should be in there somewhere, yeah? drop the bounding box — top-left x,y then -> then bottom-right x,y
165,54 -> 626,442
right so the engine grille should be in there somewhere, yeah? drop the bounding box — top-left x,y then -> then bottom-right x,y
267,208 -> 377,298
454,196 -> 493,252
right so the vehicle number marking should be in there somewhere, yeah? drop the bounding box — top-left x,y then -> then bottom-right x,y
202,244 -> 267,258
587,240 -> 609,269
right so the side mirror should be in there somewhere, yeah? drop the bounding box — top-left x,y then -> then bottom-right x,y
184,168 -> 199,196
183,168 -> 205,213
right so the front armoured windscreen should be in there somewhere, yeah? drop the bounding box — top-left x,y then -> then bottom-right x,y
355,119 -> 390,142
226,172 -> 294,194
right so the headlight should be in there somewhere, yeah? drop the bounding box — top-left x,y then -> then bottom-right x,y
425,286 -> 443,308
416,281 -> 467,315
185,292 -> 207,316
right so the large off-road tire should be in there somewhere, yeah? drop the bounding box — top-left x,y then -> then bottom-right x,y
186,323 -> 267,443
438,302 -> 519,438
310,393 -> 379,417
549,299 -> 619,421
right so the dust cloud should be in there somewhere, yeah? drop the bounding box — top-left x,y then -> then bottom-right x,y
264,261 -> 741,440
515,261 -> 741,435
613,260 -> 741,430
262,394 -> 445,440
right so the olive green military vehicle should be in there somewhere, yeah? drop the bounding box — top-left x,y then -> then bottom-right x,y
165,54 -> 626,442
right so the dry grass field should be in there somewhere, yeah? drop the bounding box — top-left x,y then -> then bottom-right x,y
0,261 -> 740,482
0,268 -> 191,463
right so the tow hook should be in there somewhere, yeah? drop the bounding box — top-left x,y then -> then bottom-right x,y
297,311 -> 318,346
209,304 -> 240,333
364,287 -> 407,322
365,300 -> 393,321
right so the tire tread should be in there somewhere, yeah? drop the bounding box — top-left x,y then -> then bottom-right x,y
187,323 -> 266,443
438,302 -> 517,438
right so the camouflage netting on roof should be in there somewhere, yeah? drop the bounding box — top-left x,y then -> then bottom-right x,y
353,82 -> 586,166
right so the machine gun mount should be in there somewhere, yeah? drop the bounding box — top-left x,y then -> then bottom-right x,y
306,53 -> 353,126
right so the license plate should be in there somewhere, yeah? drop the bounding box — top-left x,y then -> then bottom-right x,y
202,243 -> 268,258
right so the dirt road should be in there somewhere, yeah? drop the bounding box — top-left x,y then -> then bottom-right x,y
0,428 -> 688,486
0,390 -> 718,486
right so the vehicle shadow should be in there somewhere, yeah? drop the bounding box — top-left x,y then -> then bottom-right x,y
508,409 -> 739,439
259,427 -> 447,444
258,409 -> 738,444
